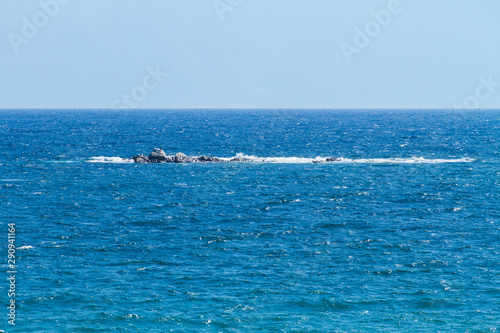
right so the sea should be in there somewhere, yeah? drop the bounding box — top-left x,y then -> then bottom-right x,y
0,109 -> 499,332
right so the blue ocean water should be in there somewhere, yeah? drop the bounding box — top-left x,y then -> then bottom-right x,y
0,109 -> 499,332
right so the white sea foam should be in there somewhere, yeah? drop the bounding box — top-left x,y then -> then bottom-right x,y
219,153 -> 325,164
17,245 -> 34,250
221,154 -> 475,164
46,160 -> 81,164
86,156 -> 134,164
333,157 -> 476,164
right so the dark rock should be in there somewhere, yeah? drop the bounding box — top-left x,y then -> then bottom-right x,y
197,156 -> 223,163
197,155 -> 212,162
174,152 -> 194,163
149,148 -> 167,162
229,156 -> 252,162
133,154 -> 150,163
326,157 -> 339,162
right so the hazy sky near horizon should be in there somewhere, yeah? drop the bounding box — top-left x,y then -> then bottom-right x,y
1,0 -> 500,109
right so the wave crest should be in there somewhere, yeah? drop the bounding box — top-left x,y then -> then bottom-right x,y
335,157 -> 476,164
86,156 -> 134,164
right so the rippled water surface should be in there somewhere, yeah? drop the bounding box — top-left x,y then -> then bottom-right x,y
0,110 -> 499,332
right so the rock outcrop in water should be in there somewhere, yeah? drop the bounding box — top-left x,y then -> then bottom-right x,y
133,154 -> 150,163
149,148 -> 168,162
174,152 -> 193,163
132,148 -> 222,164
132,148 -> 340,163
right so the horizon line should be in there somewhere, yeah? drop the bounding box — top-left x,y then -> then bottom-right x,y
1,108 -> 500,112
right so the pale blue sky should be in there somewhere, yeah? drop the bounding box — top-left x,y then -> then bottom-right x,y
1,0 -> 499,109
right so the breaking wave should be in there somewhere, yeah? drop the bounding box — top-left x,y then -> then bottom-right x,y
17,245 -> 34,250
220,154 -> 476,164
86,156 -> 135,163
85,154 -> 476,164
333,157 -> 477,164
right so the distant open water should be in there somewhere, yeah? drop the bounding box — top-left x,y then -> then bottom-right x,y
0,109 -> 499,332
